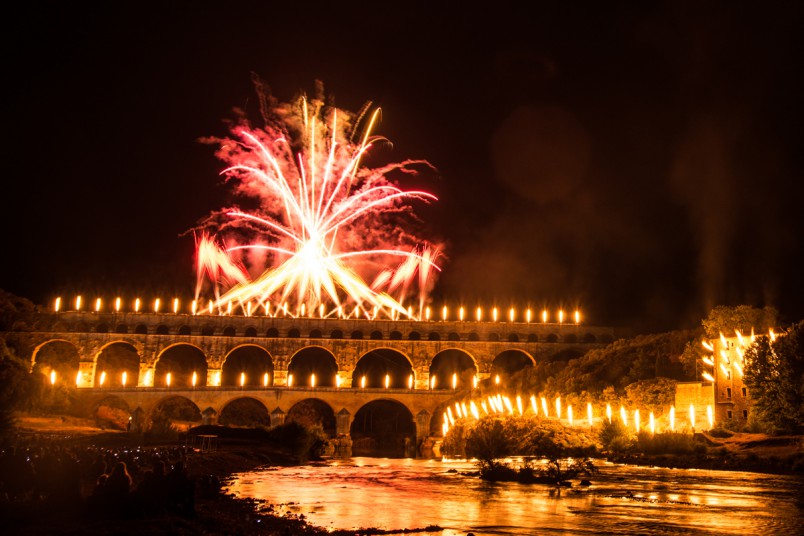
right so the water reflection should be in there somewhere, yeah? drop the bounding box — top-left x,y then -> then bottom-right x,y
227,458 -> 804,535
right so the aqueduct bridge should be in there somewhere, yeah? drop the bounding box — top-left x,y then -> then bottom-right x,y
7,311 -> 615,456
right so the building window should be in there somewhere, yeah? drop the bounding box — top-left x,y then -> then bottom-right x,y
727,410 -> 733,419
726,387 -> 732,399
743,410 -> 748,419
741,387 -> 747,397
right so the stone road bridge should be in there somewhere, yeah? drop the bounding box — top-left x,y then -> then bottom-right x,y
7,311 -> 615,456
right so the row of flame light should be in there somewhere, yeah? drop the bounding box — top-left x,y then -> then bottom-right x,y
52,369 -> 480,390
53,296 -> 582,324
441,394 -> 715,437
699,328 -> 776,383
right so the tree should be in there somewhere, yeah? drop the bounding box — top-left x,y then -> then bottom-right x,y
0,339 -> 38,438
625,377 -> 677,414
702,305 -> 778,340
743,321 -> 804,434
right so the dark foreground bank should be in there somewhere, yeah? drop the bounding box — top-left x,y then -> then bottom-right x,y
0,428 -> 443,536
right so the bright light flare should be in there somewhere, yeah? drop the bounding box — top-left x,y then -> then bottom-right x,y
606,404 -> 612,423
707,405 -> 713,429
587,402 -> 593,427
670,406 -> 675,431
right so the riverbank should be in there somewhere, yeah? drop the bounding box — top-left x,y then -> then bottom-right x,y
2,417 -> 442,535
4,417 -> 801,534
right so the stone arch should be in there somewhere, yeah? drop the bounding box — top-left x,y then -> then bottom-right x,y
115,324 -> 128,334
288,328 -> 301,338
154,343 -> 208,387
267,327 -> 279,338
95,323 -> 109,333
429,349 -> 478,390
223,326 -> 236,337
244,326 -> 258,337
491,349 -> 535,378
221,344 -> 274,387
135,324 -> 148,335
428,332 -> 440,341
201,325 -> 214,336
351,348 -> 414,388
468,332 -> 480,341
583,333 -> 597,344
507,333 -> 520,342
351,399 -> 416,458
219,397 -> 270,427
91,395 -> 131,430
546,333 -> 558,343
95,341 -> 140,387
178,325 -> 192,336
330,329 -> 343,339
390,330 -> 402,340
448,332 -> 460,341
408,331 -> 421,341
370,330 -> 383,340
32,339 -> 80,384
287,398 -> 336,436
156,325 -> 170,335
350,330 -> 363,340
149,396 -> 202,431
527,333 -> 539,342
309,329 -> 322,339
287,346 -> 338,387
488,333 -> 500,342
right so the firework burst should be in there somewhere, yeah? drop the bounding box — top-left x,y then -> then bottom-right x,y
195,86 -> 441,319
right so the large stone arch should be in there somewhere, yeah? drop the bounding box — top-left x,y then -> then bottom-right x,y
491,349 -> 535,378
154,343 -> 208,388
148,395 -> 202,431
219,397 -> 271,427
95,341 -> 141,387
91,395 -> 131,430
287,346 -> 338,387
350,399 -> 416,458
286,398 -> 336,436
221,344 -> 274,387
429,349 -> 478,390
351,348 -> 414,389
32,339 -> 80,384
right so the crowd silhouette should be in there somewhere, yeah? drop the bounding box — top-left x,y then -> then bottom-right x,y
0,436 -> 209,520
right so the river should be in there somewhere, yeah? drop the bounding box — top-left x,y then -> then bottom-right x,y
226,457 -> 804,535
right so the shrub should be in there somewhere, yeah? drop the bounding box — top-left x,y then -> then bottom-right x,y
599,419 -> 631,454
636,431 -> 697,455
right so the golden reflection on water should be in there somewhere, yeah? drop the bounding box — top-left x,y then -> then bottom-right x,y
227,458 -> 803,536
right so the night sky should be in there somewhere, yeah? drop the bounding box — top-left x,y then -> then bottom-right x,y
2,2 -> 802,333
